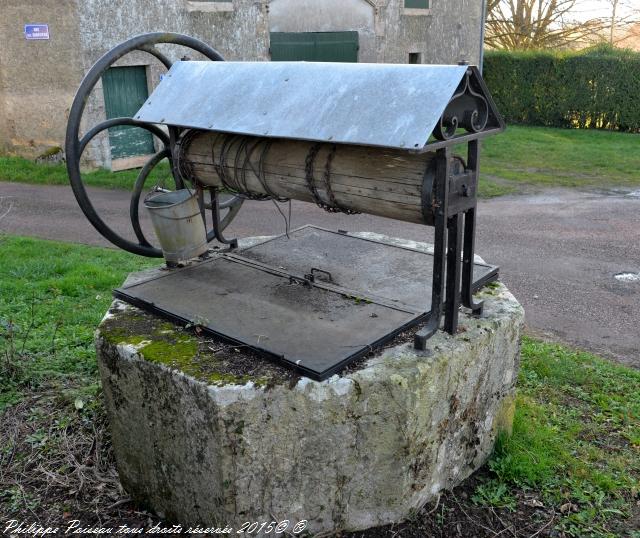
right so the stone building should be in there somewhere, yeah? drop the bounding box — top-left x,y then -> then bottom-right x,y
0,0 -> 484,169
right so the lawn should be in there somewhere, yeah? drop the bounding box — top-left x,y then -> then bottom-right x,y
1,235 -> 638,536
0,155 -> 172,191
481,126 -> 640,196
0,236 -> 157,408
1,126 -> 639,198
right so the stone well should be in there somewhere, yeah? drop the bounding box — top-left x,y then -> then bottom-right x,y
95,235 -> 523,534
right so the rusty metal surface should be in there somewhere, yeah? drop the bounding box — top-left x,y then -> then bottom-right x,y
114,227 -> 497,379
134,61 -> 469,150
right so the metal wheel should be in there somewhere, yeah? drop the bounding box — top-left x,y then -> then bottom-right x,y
65,32 -> 244,257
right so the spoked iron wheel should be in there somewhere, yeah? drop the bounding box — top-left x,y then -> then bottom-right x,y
65,32 -> 243,257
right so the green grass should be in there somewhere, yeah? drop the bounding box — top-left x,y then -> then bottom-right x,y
477,177 -> 518,198
481,125 -> 640,193
0,155 -> 172,191
1,235 -> 639,535
1,126 -> 639,198
476,336 -> 640,537
0,235 -> 155,407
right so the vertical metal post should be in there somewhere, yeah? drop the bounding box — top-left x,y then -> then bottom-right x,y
444,213 -> 463,333
196,185 -> 207,227
415,147 -> 450,350
169,127 -> 185,190
461,140 -> 484,315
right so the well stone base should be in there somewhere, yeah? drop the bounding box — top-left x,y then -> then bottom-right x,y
96,235 -> 523,534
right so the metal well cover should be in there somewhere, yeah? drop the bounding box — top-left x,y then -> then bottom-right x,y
135,61 -> 469,149
113,227 -> 498,380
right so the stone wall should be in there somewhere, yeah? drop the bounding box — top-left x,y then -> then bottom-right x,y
269,0 -> 378,62
379,0 -> 483,64
269,0 -> 484,65
0,0 -> 83,157
0,0 -> 484,164
75,0 -> 270,167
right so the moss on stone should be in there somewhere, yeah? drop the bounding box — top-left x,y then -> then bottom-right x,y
102,329 -> 147,346
139,337 -> 198,368
477,281 -> 503,298
100,305 -> 274,387
100,310 -> 148,345
37,146 -> 63,158
137,334 -> 270,387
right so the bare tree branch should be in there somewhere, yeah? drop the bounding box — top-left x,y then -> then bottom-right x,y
485,0 -> 634,50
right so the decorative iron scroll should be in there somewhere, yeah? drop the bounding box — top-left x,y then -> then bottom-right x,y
433,70 -> 490,141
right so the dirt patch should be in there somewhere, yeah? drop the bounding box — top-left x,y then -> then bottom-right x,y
344,472 -> 558,538
1,386 -> 555,537
0,385 -> 167,532
2,384 -> 638,537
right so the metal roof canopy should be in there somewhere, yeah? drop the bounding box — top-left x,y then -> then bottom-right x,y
135,61 -> 472,150
114,227 -> 498,380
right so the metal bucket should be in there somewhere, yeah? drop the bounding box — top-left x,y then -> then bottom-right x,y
144,189 -> 208,264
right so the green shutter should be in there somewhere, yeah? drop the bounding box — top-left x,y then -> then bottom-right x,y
270,32 -> 359,63
405,0 -> 429,8
270,32 -> 317,61
102,66 -> 155,160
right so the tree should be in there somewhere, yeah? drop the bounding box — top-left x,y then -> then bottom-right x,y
485,0 -> 605,50
604,0 -> 640,46
609,0 -> 620,44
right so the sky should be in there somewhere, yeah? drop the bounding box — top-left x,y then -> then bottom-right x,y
570,0 -> 637,21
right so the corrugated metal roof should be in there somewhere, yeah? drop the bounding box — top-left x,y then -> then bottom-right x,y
135,61 -> 469,150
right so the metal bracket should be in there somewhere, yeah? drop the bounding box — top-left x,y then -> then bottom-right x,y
209,188 -> 238,249
304,268 -> 334,283
414,139 -> 486,350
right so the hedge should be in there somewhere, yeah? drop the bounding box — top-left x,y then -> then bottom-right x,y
483,47 -> 640,132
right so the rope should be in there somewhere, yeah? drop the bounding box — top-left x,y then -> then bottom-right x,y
211,133 -> 282,202
211,133 -> 292,235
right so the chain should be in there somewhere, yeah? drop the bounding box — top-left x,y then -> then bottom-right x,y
185,131 -> 358,214
304,143 -> 359,214
212,133 -> 272,201
304,143 -> 325,208
323,144 -> 359,214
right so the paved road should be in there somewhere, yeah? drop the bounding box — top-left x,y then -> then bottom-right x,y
2,181 -> 639,368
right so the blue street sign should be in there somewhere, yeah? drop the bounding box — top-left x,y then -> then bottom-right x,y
25,24 -> 50,40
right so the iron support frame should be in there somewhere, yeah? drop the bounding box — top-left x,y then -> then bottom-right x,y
414,140 -> 485,350
209,188 -> 238,248
462,140 -> 485,315
415,147 -> 450,349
